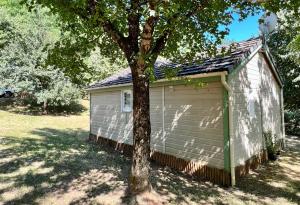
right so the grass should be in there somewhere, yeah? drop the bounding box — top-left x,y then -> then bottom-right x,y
0,101 -> 299,205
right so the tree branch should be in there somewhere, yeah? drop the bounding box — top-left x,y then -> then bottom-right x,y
151,29 -> 169,56
150,0 -> 209,57
127,0 -> 140,55
85,0 -> 130,57
140,15 -> 157,55
102,21 -> 129,54
139,1 -> 160,56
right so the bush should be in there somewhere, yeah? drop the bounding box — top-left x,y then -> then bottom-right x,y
285,110 -> 300,136
264,131 -> 281,161
35,78 -> 81,107
9,75 -> 83,114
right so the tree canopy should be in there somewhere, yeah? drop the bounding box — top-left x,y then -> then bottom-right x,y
0,0 -> 124,112
268,11 -> 300,110
23,0 -> 300,196
267,9 -> 300,135
23,1 -> 300,65
0,1 -> 81,111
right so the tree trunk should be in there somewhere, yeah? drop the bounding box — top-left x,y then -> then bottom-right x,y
43,100 -> 48,115
129,61 -> 152,194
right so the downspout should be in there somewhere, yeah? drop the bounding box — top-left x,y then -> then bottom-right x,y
280,88 -> 285,149
221,73 -> 236,186
162,86 -> 166,153
89,92 -> 92,137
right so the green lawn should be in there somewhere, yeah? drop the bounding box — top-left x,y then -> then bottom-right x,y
0,101 -> 299,205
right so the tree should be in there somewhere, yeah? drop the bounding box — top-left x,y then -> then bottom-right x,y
267,10 -> 300,110
46,39 -> 126,86
283,12 -> 300,65
0,2 -> 82,112
25,0 -> 300,195
0,1 -> 122,112
268,29 -> 300,111
267,11 -> 300,135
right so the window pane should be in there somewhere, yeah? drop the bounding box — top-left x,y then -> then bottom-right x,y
124,93 -> 131,105
123,91 -> 132,112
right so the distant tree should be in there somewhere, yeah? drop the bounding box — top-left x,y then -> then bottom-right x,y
283,12 -> 300,65
267,12 -> 300,111
25,0 -> 300,196
0,1 -> 123,113
46,38 -> 126,85
86,47 -> 126,83
0,3 -> 81,113
267,11 -> 300,135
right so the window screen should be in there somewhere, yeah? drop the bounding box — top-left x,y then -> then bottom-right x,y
122,90 -> 132,112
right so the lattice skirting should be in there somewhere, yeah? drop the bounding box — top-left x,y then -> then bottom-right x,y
89,134 -> 269,186
235,150 -> 268,178
89,134 -> 231,186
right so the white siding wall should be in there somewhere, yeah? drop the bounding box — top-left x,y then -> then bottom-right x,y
164,83 -> 224,168
150,87 -> 164,152
260,57 -> 282,138
229,53 -> 282,166
90,82 -> 225,169
90,90 -> 133,144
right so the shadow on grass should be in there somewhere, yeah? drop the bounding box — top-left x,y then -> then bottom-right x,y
0,128 -> 221,205
0,128 -> 127,204
0,130 -> 299,204
234,136 -> 300,204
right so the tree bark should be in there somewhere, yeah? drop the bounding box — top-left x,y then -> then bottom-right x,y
129,59 -> 152,194
43,100 -> 48,115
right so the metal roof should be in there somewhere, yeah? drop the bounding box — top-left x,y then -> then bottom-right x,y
88,37 -> 262,89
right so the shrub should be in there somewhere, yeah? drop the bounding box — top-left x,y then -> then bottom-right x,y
264,131 -> 281,161
285,110 -> 300,136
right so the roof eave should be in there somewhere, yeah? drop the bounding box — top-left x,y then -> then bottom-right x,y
86,83 -> 133,91
86,71 -> 228,92
260,46 -> 283,87
228,45 -> 263,77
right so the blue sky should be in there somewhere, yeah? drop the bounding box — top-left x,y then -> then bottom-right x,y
226,13 -> 262,41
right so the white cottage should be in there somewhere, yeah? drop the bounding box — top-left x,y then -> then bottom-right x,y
87,38 -> 284,186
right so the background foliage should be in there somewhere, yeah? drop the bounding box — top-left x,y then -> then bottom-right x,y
0,1 -> 80,110
267,11 -> 300,135
0,0 -> 123,112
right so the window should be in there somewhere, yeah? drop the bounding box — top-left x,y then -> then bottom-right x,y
122,90 -> 132,112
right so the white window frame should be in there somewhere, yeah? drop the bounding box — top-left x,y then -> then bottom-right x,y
121,90 -> 133,112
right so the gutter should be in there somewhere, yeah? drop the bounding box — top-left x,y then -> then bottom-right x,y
86,83 -> 132,91
262,48 -> 283,88
260,46 -> 283,88
222,44 -> 264,187
229,45 -> 262,77
162,85 -> 166,153
86,71 -> 227,92
220,72 -> 236,186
